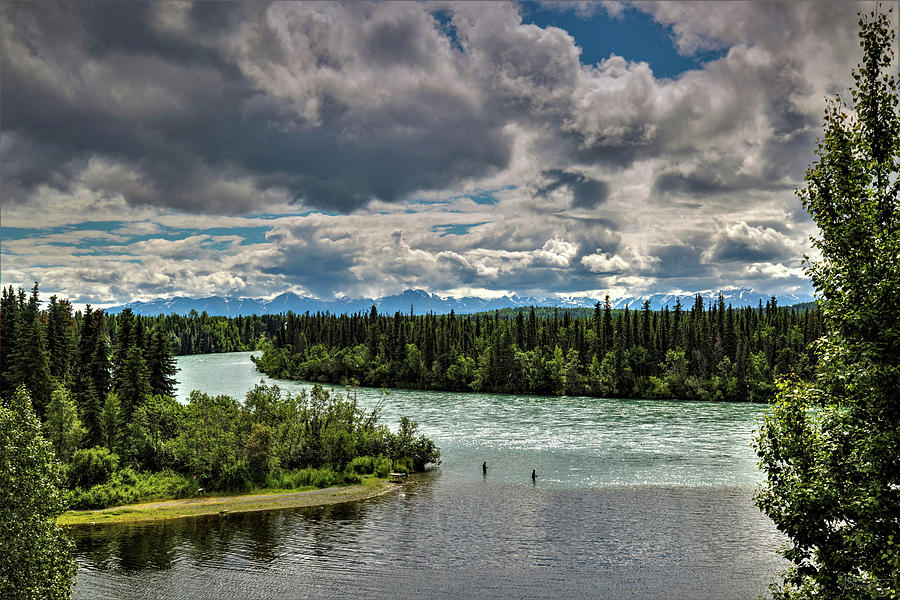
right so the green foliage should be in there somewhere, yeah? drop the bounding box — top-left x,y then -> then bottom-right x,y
754,8 -> 900,598
116,346 -> 151,424
99,391 -> 122,454
73,306 -> 111,447
67,469 -> 194,510
347,455 -> 375,475
374,456 -> 392,478
112,310 -> 275,356
147,328 -> 179,397
244,423 -> 276,482
46,296 -> 76,385
44,386 -> 85,462
67,447 -> 119,489
391,416 -> 441,471
126,394 -> 181,471
263,467 -> 349,490
7,284 -> 54,416
0,386 -> 76,600
252,295 -> 821,402
173,391 -> 243,487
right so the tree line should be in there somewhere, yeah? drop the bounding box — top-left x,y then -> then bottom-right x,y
0,284 -> 439,513
254,295 -> 824,402
127,310 -> 276,355
0,284 -> 177,431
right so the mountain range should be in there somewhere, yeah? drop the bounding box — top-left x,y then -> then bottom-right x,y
104,288 -> 815,317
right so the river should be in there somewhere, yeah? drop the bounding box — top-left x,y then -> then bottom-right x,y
72,351 -> 785,599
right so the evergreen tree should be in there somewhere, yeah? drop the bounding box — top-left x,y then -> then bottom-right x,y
602,295 -> 613,357
0,286 -> 22,396
116,346 -> 151,425
111,308 -> 135,392
73,307 -> 110,446
44,386 -> 85,462
147,329 -> 178,397
46,296 -> 76,384
14,284 -> 52,416
755,8 -> 900,598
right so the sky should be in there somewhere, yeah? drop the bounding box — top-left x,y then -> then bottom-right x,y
0,1 -> 891,306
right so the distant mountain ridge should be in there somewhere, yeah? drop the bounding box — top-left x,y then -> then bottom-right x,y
105,288 -> 814,317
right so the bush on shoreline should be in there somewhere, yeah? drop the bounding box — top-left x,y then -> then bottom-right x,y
56,382 -> 439,511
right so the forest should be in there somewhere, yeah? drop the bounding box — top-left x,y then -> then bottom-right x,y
0,284 -> 439,511
254,295 -> 823,402
0,279 -> 823,511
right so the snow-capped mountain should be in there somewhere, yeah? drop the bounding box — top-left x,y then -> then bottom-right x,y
609,288 -> 814,311
104,288 -> 814,317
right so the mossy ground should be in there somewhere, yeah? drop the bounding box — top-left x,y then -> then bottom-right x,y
59,476 -> 395,526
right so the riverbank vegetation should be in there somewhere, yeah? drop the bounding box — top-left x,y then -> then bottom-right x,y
0,289 -> 439,515
755,8 -> 900,598
58,476 -> 395,526
253,296 -> 822,402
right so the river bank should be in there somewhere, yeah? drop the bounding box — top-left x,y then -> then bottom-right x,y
60,476 -> 397,526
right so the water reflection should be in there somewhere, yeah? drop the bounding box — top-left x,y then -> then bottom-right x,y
73,475 -> 783,600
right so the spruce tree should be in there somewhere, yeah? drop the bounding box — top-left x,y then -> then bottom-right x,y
73,307 -> 110,446
111,308 -> 135,392
14,284 -> 52,417
147,329 -> 178,397
117,346 -> 150,425
0,286 -> 22,396
46,296 -> 76,385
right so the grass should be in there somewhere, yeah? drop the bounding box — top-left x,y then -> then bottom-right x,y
59,476 -> 395,526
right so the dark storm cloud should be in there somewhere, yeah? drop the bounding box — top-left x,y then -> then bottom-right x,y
539,170 -> 610,209
2,1 -> 865,218
0,2 -> 513,214
650,244 -> 708,279
652,168 -> 797,198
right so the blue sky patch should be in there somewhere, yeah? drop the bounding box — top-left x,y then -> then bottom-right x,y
521,4 -> 727,78
432,9 -> 463,53
432,222 -> 488,237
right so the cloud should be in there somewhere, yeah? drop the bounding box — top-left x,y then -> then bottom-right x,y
581,245 -> 658,274
3,1 -> 881,303
1,2 -> 518,214
539,170 -> 610,208
702,221 -> 796,263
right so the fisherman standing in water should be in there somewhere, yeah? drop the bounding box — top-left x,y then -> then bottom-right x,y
531,469 -> 536,483
483,461 -> 488,475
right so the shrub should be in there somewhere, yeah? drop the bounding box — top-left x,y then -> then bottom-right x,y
67,470 -> 193,510
244,423 -> 276,482
347,456 -> 374,475
393,456 -> 413,474
68,447 -> 119,489
374,456 -> 392,478
216,461 -> 252,492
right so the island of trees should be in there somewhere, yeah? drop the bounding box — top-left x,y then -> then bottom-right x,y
253,295 -> 822,403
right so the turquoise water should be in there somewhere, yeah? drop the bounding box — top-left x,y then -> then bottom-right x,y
175,351 -> 768,489
73,351 -> 784,600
